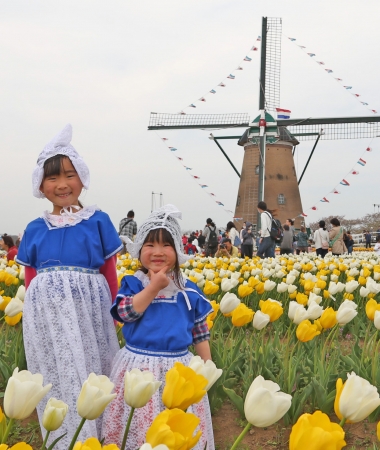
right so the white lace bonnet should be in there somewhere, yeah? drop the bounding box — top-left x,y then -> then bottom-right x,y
126,204 -> 190,265
32,124 -> 90,199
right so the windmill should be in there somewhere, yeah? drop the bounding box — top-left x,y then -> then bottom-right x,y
148,17 -> 380,230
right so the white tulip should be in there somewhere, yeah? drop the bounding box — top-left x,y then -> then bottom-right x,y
338,372 -> 380,422
286,274 -> 296,285
252,311 -> 270,330
77,373 -> 116,420
360,287 -> 370,297
345,280 -> 359,293
287,284 -> 297,294
262,269 -> 271,279
313,287 -> 321,295
374,272 -> 380,281
188,356 -> 223,391
231,272 -> 241,280
336,282 -> 346,293
42,398 -> 69,431
308,293 -> 322,306
330,274 -> 338,282
244,271 -> 250,279
374,311 -> 380,330
348,268 -> 359,277
277,282 -> 288,293
288,302 -> 307,324
4,368 -> 52,420
140,445 -> 169,450
220,293 -> 240,314
124,369 -> 161,408
197,279 -> 205,289
206,272 -> 215,281
264,280 -> 276,292
244,376 -> 291,427
293,306 -> 309,325
221,278 -> 233,292
19,267 -> 25,281
336,300 -> 358,325
328,282 -> 339,296
307,301 -> 324,320
4,297 -> 24,317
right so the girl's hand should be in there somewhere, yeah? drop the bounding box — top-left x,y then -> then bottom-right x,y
148,267 -> 170,291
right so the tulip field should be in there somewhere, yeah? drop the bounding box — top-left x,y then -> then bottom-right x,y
4,252 -> 380,448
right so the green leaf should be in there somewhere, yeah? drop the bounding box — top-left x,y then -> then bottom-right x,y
47,432 -> 67,450
222,386 -> 245,418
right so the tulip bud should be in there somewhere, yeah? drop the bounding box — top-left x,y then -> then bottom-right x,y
336,300 -> 358,325
42,398 -> 68,431
5,297 -> 24,317
188,356 -> 223,391
244,376 -> 291,427
252,310 -> 270,330
220,293 -> 240,314
77,373 -> 116,420
124,369 -> 161,408
4,368 -> 52,420
15,285 -> 25,301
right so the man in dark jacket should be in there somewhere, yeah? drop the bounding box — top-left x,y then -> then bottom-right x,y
241,222 -> 254,258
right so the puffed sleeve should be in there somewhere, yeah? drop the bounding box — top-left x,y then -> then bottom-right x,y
16,229 -> 32,267
97,212 -> 123,260
185,280 -> 213,323
110,274 -> 144,322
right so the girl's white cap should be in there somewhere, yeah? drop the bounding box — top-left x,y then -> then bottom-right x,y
126,204 -> 190,265
32,124 -> 90,199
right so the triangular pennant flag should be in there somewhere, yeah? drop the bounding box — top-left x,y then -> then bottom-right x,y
325,69 -> 333,73
177,157 -> 183,160
209,193 -> 216,196
227,74 -> 235,79
185,166 -> 192,170
236,66 -> 243,70
210,89 -> 216,94
367,147 -> 372,152
169,148 -> 177,152
343,86 -> 352,89
243,56 -> 252,61
257,36 -> 261,41
251,46 -> 258,51
288,37 -> 296,41
161,138 -> 168,141
298,45 -> 306,49
307,53 -> 315,57
372,110 -> 377,113
179,111 -> 186,115
320,197 -> 329,202
358,158 -> 366,166
199,184 -> 208,188
216,201 -> 224,206
360,102 -> 368,105
218,82 -> 226,87
353,94 -> 360,97
233,217 -> 243,220
340,179 -> 350,186
311,206 -> 317,210
189,104 -> 196,108
199,97 -> 206,102
317,61 -> 325,65
193,176 -> 200,179
335,78 -> 343,81
351,170 -> 359,175
301,212 -> 308,217
331,189 -> 340,194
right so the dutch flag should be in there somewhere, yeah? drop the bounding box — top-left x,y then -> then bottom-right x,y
358,158 -> 366,166
276,108 -> 291,120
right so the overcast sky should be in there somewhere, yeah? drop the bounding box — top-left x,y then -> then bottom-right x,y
2,0 -> 380,234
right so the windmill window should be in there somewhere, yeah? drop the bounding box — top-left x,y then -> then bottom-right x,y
255,165 -> 259,175
278,194 -> 286,205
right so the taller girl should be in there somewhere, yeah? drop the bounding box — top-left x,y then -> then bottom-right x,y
16,124 -> 122,447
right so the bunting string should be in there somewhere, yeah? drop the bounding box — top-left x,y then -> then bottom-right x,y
286,36 -> 377,114
155,132 -> 234,217
296,142 -> 375,218
180,36 -> 261,114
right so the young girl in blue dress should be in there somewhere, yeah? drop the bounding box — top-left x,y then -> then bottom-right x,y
102,204 -> 215,450
16,124 -> 122,449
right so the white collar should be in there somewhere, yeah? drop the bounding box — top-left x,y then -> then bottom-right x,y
41,205 -> 100,230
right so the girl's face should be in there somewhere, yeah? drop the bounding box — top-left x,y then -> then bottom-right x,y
0,239 -> 5,250
140,239 -> 177,274
40,157 -> 83,215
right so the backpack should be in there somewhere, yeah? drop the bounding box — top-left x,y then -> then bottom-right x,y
234,235 -> 241,247
187,245 -> 195,255
265,212 -> 283,243
207,226 -> 218,247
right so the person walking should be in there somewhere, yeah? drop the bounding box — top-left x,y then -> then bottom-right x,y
226,221 -> 241,249
329,218 -> 347,256
365,230 -> 372,249
241,222 -> 254,258
280,225 -> 293,255
239,222 -> 246,257
313,220 -> 330,258
197,230 -> 206,250
119,210 -> 137,254
203,218 -> 219,257
296,226 -> 309,254
256,201 -> 273,258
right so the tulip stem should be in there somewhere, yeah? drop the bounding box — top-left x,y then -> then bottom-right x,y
41,430 -> 50,450
1,418 -> 14,444
67,417 -> 86,450
230,422 -> 251,450
120,407 -> 135,450
339,417 -> 346,428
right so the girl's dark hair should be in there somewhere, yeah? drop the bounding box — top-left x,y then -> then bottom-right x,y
287,218 -> 294,226
319,220 -> 326,230
139,228 -> 184,290
1,234 -> 14,248
206,218 -> 215,227
284,224 -> 290,231
226,221 -> 236,231
42,155 -> 83,208
330,218 -> 340,226
300,226 -> 306,232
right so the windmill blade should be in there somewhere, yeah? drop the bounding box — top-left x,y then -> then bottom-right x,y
278,116 -> 380,140
260,17 -> 282,112
148,112 -> 250,130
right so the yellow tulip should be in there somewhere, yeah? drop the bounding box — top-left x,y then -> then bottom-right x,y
228,265 -> 236,272
358,276 -> 367,286
289,290 -> 297,299
206,316 -> 213,330
146,408 -> 202,450
73,437 -> 119,450
289,410 -> 346,450
0,296 -> 11,312
333,269 -> 340,276
162,362 -> 207,411
343,293 -> 354,300
4,313 -> 22,326
304,280 -> 315,292
259,299 -> 283,322
365,299 -> 380,321
377,420 -> 380,441
296,293 -> 308,306
255,282 -> 265,295
209,300 -> 220,321
0,444 -> 34,450
231,303 -> 254,327
296,320 -> 321,342
319,308 -> 337,329
203,280 -> 219,295
0,272 -> 5,283
363,267 -> 371,278
316,279 -> 326,290
339,263 -> 348,272
237,285 -> 254,298
248,277 -> 259,288
188,276 -> 198,284
313,319 -> 323,333
323,290 -> 330,299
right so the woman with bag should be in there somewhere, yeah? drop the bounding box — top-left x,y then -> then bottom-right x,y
313,220 -> 330,258
329,218 -> 347,256
226,221 -> 241,249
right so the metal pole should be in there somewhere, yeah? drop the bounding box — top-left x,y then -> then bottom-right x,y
210,134 -> 241,177
259,17 -> 267,110
298,129 -> 323,185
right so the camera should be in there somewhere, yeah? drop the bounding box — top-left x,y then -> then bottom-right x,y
219,244 -> 226,249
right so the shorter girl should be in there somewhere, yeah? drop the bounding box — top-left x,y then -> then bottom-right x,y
102,205 -> 215,450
